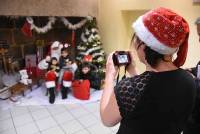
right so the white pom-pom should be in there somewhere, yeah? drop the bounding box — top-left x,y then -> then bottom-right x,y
64,43 -> 70,48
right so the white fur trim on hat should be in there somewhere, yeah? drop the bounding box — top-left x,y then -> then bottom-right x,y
45,81 -> 56,88
63,81 -> 72,87
132,16 -> 178,55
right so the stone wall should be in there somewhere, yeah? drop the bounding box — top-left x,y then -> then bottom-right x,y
0,0 -> 98,17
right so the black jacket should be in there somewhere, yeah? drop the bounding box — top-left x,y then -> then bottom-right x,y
59,55 -> 72,69
183,78 -> 200,134
191,61 -> 200,77
183,61 -> 200,134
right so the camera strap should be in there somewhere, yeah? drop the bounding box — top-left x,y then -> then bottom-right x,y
116,65 -> 128,84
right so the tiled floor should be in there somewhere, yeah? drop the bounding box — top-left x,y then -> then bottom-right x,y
0,101 -> 120,134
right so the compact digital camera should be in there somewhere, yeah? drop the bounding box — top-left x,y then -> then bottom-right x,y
112,51 -> 131,66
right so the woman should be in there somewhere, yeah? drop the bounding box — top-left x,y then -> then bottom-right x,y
187,17 -> 200,77
183,17 -> 200,134
100,7 -> 196,134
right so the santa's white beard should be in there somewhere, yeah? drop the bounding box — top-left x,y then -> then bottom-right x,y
51,49 -> 61,60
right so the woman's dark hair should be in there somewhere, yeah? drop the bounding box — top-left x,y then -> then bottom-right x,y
132,33 -> 164,67
144,46 -> 164,67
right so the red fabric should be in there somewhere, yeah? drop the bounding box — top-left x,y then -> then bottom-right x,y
72,80 -> 90,100
26,67 -> 37,78
72,30 -> 75,47
21,21 -> 32,37
56,84 -> 61,92
63,71 -> 73,81
45,71 -> 56,81
36,67 -> 46,78
83,55 -> 93,62
142,7 -> 189,67
173,34 -> 189,67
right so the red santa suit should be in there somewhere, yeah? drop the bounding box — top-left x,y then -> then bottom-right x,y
38,41 -> 63,70
61,71 -> 73,99
45,71 -> 57,104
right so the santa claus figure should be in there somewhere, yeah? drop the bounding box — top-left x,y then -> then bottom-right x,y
51,41 -> 63,61
38,41 -> 77,103
38,41 -> 63,70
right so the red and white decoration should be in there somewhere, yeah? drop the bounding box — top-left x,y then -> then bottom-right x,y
45,71 -> 56,88
132,7 -> 189,67
61,16 -> 93,30
19,69 -> 32,85
21,21 -> 32,37
62,71 -> 73,87
23,16 -> 93,34
22,16 -> 94,47
26,17 -> 56,34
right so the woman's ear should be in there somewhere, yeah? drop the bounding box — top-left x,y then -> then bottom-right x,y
139,44 -> 146,53
141,45 -> 150,64
163,55 -> 173,62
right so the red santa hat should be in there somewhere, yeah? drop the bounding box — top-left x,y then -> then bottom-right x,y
45,71 -> 56,88
132,7 -> 189,67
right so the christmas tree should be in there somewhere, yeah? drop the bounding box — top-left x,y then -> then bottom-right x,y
76,17 -> 106,79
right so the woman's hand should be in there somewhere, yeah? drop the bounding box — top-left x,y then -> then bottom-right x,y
100,52 -> 122,127
105,53 -> 118,79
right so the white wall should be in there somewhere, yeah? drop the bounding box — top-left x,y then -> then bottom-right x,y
99,0 -> 200,72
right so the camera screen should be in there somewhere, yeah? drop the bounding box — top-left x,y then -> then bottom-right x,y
117,54 -> 128,63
